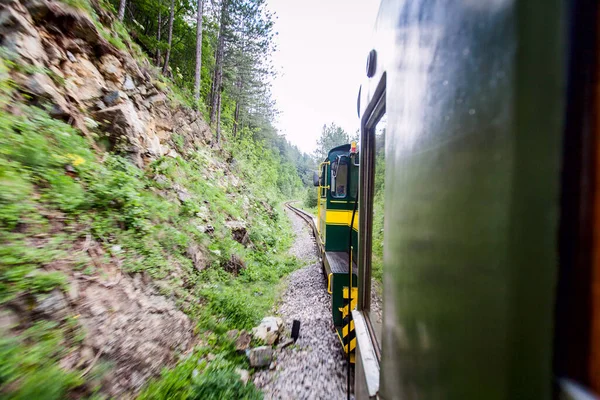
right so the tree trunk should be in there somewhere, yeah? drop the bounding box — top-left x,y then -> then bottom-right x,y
209,0 -> 228,126
117,0 -> 126,21
216,81 -> 223,144
233,78 -> 242,137
233,100 -> 240,137
162,0 -> 175,75
194,0 -> 204,106
155,6 -> 162,65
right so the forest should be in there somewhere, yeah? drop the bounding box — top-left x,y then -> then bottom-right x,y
110,0 -> 315,193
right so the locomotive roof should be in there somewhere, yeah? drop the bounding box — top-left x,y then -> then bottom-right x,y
326,143 -> 351,160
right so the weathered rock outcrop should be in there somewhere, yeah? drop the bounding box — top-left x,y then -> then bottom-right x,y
0,0 -> 212,169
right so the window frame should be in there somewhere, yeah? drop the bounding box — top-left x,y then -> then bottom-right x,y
331,155 -> 350,199
320,163 -> 327,198
357,86 -> 386,360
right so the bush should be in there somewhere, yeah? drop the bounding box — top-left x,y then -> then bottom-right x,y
304,187 -> 318,209
190,367 -> 261,400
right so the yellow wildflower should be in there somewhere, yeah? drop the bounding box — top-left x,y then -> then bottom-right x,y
66,154 -> 85,166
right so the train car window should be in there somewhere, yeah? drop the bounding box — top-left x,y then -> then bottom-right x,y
368,114 -> 386,348
358,86 -> 385,361
331,156 -> 349,198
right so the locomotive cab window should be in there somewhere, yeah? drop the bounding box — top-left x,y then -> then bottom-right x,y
331,156 -> 349,198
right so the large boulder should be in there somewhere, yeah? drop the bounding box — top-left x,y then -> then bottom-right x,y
94,101 -> 148,166
186,244 -> 207,272
251,316 -> 284,346
235,330 -> 251,352
246,346 -> 273,368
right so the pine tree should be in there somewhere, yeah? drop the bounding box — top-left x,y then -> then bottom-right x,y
155,4 -> 162,65
315,123 -> 351,161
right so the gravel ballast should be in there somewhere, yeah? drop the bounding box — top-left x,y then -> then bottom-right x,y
253,207 -> 349,400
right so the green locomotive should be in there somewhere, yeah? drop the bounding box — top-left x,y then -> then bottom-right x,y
313,142 -> 360,362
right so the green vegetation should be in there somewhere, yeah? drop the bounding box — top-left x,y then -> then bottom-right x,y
139,344 -> 261,400
372,131 -> 385,283
0,36 -> 300,400
0,321 -> 84,400
303,187 -> 318,212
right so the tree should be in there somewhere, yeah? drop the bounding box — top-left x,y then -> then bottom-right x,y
194,0 -> 204,104
155,3 -> 162,65
117,0 -> 126,20
209,0 -> 228,141
162,0 -> 175,75
314,123 -> 350,161
226,0 -> 276,137
108,0 -> 313,190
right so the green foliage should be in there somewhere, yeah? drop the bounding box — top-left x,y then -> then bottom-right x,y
304,187 -> 318,209
190,364 -> 261,400
138,347 -> 262,400
0,321 -> 83,399
372,133 -> 386,282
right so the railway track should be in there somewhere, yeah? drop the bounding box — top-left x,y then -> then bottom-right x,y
254,202 -> 347,398
283,201 -> 320,249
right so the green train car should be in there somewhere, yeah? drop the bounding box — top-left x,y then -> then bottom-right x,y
313,142 -> 360,362
348,0 -> 600,399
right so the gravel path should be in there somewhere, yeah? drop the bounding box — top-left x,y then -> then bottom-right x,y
253,207 -> 348,400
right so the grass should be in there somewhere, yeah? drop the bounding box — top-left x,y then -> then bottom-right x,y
0,320 -> 85,400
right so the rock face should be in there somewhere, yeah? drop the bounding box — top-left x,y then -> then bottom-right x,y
0,0 -> 212,170
252,316 -> 284,346
76,273 -> 194,396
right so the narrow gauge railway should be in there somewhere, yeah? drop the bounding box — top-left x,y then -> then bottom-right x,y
284,201 -> 318,237
286,193 -> 360,365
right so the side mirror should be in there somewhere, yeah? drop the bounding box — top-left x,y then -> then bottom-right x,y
313,171 -> 320,187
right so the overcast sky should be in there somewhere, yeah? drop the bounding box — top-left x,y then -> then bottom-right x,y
267,0 -> 381,155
